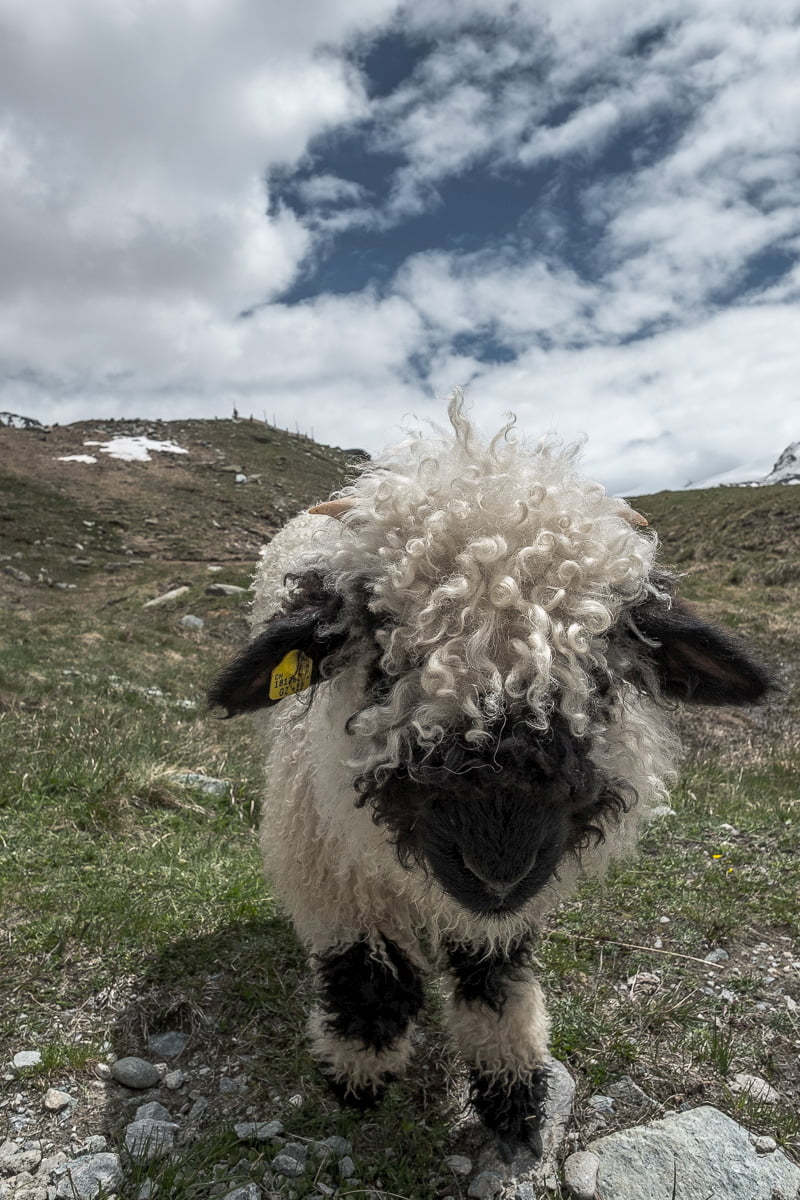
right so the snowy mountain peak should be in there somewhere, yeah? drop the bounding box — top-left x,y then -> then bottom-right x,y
763,442 -> 800,486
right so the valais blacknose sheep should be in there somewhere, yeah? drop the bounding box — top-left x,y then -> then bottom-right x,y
210,396 -> 770,1154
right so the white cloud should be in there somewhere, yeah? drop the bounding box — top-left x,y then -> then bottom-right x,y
1,0 -> 798,497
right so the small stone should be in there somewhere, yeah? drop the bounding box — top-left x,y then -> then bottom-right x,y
704,948 -> 730,964
649,805 -> 676,818
135,1101 -> 173,1123
312,1135 -> 352,1158
179,614 -> 204,631
143,585 -> 190,608
39,1149 -> 69,1176
222,1187 -> 261,1200
124,1118 -> 179,1163
171,772 -> 228,796
138,1182 -> 158,1199
235,1120 -> 284,1141
82,1136 -> 107,1154
606,1076 -> 655,1108
753,1135 -> 778,1154
219,1075 -> 241,1094
563,1150 -> 600,1199
12,1052 -> 42,1070
468,1171 -> 504,1198
94,1063 -> 112,1081
338,1156 -> 356,1178
445,1154 -> 472,1176
586,1094 -> 615,1113
287,1092 -> 303,1107
272,1144 -> 307,1178
731,1073 -> 781,1104
111,1056 -> 161,1089
55,1152 -> 123,1199
147,1032 -> 188,1060
3,565 -> 32,583
43,1089 -> 73,1112
0,1139 -> 42,1174
205,584 -> 249,596
163,1070 -> 185,1089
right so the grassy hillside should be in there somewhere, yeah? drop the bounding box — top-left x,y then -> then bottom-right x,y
1,419 -> 797,1197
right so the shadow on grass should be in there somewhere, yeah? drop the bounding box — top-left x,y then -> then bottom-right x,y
104,915 -> 462,1198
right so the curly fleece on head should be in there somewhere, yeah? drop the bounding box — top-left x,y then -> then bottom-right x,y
274,393 -> 676,807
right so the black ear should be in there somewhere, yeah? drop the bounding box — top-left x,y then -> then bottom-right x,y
630,598 -> 773,706
208,605 -> 348,716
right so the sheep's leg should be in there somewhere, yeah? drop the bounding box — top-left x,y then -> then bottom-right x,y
309,933 -> 424,1108
443,937 -> 550,1156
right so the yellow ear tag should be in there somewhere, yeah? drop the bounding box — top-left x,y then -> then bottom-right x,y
269,650 -> 314,701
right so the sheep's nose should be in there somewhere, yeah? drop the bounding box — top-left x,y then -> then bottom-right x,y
461,855 -> 532,898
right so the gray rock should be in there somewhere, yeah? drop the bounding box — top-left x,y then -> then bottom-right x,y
272,1142 -> 307,1178
205,584 -> 249,596
338,1155 -> 356,1178
172,772 -> 228,796
38,1149 -> 68,1177
143,585 -> 190,608
147,1031 -> 188,1059
163,1069 -> 185,1089
3,566 -> 32,583
563,1150 -> 600,1199
124,1118 -> 179,1163
135,1100 -> 174,1123
43,1089 -> 73,1112
590,1105 -> 800,1200
586,1094 -> 615,1113
235,1120 -> 284,1142
222,1187 -> 261,1200
0,1139 -> 42,1174
444,1154 -> 473,1175
12,1052 -> 42,1070
606,1076 -> 655,1108
753,1135 -> 777,1154
311,1135 -> 351,1159
704,948 -> 730,964
540,1057 -> 577,1159
179,614 -> 204,630
81,1137 -> 107,1155
55,1153 -> 123,1199
468,1171 -> 504,1198
111,1056 -> 161,1089
731,1073 -> 781,1104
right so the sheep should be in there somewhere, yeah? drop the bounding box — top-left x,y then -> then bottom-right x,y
209,395 -> 771,1155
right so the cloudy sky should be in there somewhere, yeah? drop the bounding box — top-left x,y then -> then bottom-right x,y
1,0 -> 798,495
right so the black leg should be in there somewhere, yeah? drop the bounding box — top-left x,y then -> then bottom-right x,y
444,937 -> 550,1155
310,934 -> 424,1106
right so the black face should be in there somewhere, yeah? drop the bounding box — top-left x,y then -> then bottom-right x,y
356,715 -> 627,918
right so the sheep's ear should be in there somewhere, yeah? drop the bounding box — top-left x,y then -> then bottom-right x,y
630,600 -> 773,706
208,607 -> 347,716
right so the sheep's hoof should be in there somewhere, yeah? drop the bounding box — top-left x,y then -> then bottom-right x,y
469,1066 -> 549,1155
495,1126 -> 544,1163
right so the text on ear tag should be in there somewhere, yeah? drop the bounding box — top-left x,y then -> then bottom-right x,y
269,650 -> 314,701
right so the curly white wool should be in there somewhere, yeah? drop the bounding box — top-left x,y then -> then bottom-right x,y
271,396 -> 673,805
